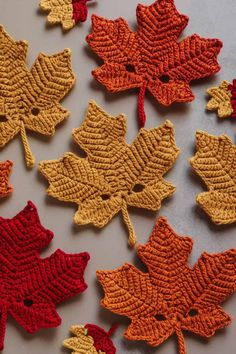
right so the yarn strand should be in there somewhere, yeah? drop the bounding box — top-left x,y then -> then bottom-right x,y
138,83 -> 147,128
121,200 -> 136,247
0,304 -> 8,350
176,328 -> 186,354
20,122 -> 35,168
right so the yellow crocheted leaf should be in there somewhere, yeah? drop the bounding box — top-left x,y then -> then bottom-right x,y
97,217 -> 236,353
190,131 -> 236,224
0,26 -> 75,167
39,100 -> 179,246
63,326 -> 102,354
207,81 -> 233,118
40,0 -> 75,30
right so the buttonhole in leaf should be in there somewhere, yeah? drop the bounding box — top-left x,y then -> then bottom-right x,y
0,115 -> 7,122
155,314 -> 166,321
125,64 -> 136,73
31,107 -> 40,116
24,299 -> 34,307
159,74 -> 170,83
132,184 -> 145,193
101,194 -> 110,201
188,308 -> 198,317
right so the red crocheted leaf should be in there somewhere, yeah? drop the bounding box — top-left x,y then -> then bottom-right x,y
85,324 -> 117,354
0,201 -> 89,349
72,0 -> 91,23
97,217 -> 236,354
87,0 -> 222,127
0,160 -> 13,198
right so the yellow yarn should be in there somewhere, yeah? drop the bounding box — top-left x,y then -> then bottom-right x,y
40,0 -> 75,30
206,81 -> 233,118
39,100 -> 180,246
0,26 -> 75,167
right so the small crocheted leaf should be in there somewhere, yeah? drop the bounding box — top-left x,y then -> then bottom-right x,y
207,81 -> 233,118
0,160 -> 13,197
40,0 -> 91,30
190,131 -> 236,224
0,26 -> 75,167
97,217 -> 236,354
39,101 -> 179,247
86,0 -> 222,127
0,201 -> 89,350
63,324 -> 117,354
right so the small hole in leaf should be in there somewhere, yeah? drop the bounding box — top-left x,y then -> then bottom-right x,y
159,74 -> 170,83
0,115 -> 7,122
188,308 -> 198,317
31,107 -> 40,116
101,194 -> 110,201
24,299 -> 33,307
132,184 -> 145,193
125,64 -> 135,73
155,314 -> 166,321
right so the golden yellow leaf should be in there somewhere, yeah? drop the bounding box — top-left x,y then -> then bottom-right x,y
206,81 -> 233,118
39,101 -> 179,246
63,326 -> 103,354
0,26 -> 75,167
190,131 -> 236,224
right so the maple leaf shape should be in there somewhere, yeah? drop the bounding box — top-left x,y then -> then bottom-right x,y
0,160 -> 13,198
0,26 -> 75,167
63,324 -> 117,354
39,100 -> 179,247
0,201 -> 89,350
207,80 -> 236,118
190,131 -> 236,224
40,0 -> 92,30
86,0 -> 222,127
97,217 -> 236,354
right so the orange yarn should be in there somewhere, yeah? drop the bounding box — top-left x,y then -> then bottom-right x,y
97,217 -> 236,354
0,160 -> 13,198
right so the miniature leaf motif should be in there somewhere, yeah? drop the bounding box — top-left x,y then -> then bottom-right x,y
207,81 -> 233,118
97,217 -> 236,354
190,131 -> 236,224
0,26 -> 75,167
86,0 -> 222,126
39,101 -> 179,247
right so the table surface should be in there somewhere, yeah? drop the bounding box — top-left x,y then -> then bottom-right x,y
0,0 -> 235,353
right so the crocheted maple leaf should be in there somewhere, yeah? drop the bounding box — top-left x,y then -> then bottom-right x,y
86,0 -> 222,127
40,0 -> 92,30
39,101 -> 179,247
0,160 -> 13,198
97,217 -> 236,354
0,26 -> 75,167
0,201 -> 89,350
190,131 -> 236,224
207,80 -> 236,118
63,324 -> 117,354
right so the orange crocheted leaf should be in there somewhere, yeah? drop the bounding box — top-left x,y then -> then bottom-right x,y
97,217 -> 236,354
87,0 -> 222,127
0,26 -> 75,168
0,160 -> 13,198
39,101 -> 179,247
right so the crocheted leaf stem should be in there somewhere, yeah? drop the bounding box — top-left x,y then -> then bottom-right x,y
0,26 -> 75,167
0,201 -> 89,350
86,0 -> 222,127
40,0 -> 92,30
97,217 -> 236,354
39,100 -> 179,247
63,324 -> 117,354
207,80 -> 236,118
0,160 -> 13,198
190,131 -> 236,224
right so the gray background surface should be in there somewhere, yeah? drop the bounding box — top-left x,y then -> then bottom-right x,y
0,0 -> 235,353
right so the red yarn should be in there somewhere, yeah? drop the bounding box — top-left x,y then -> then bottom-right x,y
228,79 -> 236,118
72,0 -> 91,23
85,324 -> 117,354
0,201 -> 90,350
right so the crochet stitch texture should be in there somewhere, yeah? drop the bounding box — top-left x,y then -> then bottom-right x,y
87,0 -> 222,127
0,201 -> 89,350
97,217 -> 236,354
0,160 -> 13,198
64,324 -> 117,354
39,100 -> 179,247
40,0 -> 92,30
0,26 -> 75,167
207,80 -> 236,118
190,131 -> 236,224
